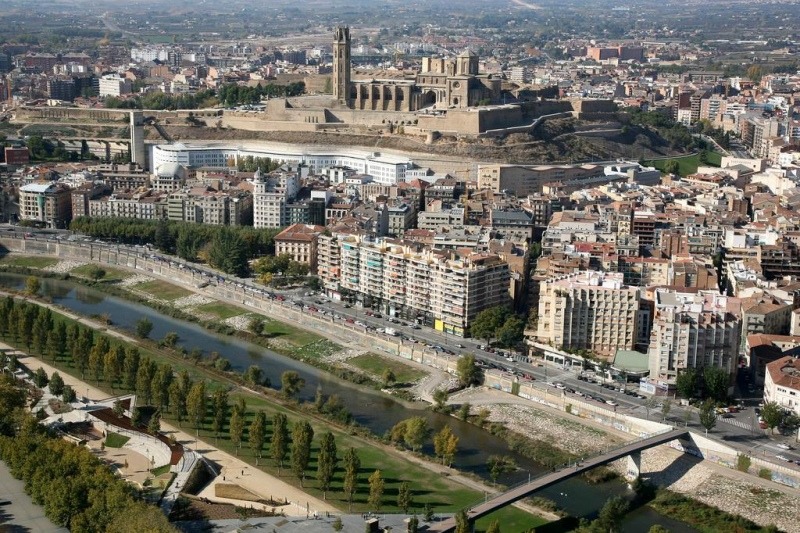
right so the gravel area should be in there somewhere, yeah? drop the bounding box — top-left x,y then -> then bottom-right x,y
613,447 -> 800,532
489,404 -> 621,456
119,274 -> 154,287
44,260 -> 88,273
223,315 -> 251,331
173,294 -> 214,309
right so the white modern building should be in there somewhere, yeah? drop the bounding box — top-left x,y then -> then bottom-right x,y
150,142 -> 414,186
98,74 -> 132,98
764,356 -> 800,417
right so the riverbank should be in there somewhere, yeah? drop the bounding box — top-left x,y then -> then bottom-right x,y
0,289 -> 545,530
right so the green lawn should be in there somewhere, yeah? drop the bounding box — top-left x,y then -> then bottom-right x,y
105,432 -> 130,448
133,279 -> 192,301
349,353 -> 427,384
150,464 -> 171,476
262,319 -> 324,346
1,302 -> 545,525
193,301 -> 246,320
71,264 -> 131,282
0,256 -> 59,269
643,151 -> 723,177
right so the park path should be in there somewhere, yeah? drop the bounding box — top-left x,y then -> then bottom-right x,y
1,339 -> 337,518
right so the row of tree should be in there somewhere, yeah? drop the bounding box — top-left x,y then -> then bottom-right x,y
217,82 -> 305,106
103,89 -> 218,110
0,297 -> 427,512
69,217 -> 284,276
0,373 -> 174,532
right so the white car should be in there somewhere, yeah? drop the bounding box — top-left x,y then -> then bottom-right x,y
775,454 -> 792,462
776,443 -> 793,450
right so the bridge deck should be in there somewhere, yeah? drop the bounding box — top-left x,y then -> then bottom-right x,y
429,428 -> 689,532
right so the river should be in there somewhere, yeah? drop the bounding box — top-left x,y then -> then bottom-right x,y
0,273 -> 695,531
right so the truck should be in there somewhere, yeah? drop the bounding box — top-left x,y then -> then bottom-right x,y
384,327 -> 398,336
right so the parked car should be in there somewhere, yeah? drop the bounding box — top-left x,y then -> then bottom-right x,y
776,443 -> 793,450
775,454 -> 792,462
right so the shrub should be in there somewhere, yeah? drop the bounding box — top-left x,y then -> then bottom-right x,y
736,454 -> 751,473
758,468 -> 772,480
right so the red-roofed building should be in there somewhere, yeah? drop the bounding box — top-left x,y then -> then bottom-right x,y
274,223 -> 325,271
764,355 -> 800,416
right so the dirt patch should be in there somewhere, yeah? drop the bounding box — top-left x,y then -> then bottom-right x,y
170,496 -> 278,521
214,483 -> 288,507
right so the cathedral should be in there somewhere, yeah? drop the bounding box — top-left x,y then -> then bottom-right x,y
332,27 -> 501,112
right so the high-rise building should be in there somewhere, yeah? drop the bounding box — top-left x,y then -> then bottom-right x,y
317,232 -> 510,335
647,289 -> 741,383
252,169 -> 300,228
535,271 -> 640,358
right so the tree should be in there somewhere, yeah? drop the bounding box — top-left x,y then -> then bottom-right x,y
664,160 -> 680,175
25,276 -> 41,295
161,332 -> 179,349
208,227 -> 249,277
454,509 -> 469,533
703,366 -> 729,402
113,400 -> 125,418
62,385 -> 76,403
135,359 -> 156,405
170,370 -> 191,425
88,336 -> 109,384
597,495 -> 630,532
270,413 -> 289,472
151,364 -> 173,412
122,347 -> 140,390
104,345 -> 123,389
486,520 -> 500,533
343,447 -> 361,511
698,399 -> 718,434
661,399 -> 672,422
48,371 -> 64,397
408,515 -> 420,533
497,315 -> 525,348
458,402 -> 471,422
403,417 -> 429,452
212,389 -> 229,442
148,410 -> 161,434
469,306 -> 508,344
34,366 -> 49,388
456,354 -> 481,387
244,365 -> 264,387
367,469 -> 385,512
382,368 -> 396,388
433,425 -> 459,466
248,316 -> 264,336
487,455 -> 516,485
135,317 -> 153,339
332,517 -> 343,532
644,396 -> 658,420
397,481 -> 413,513
229,408 -> 245,455
432,388 -> 449,411
761,401 -> 783,434
316,431 -> 338,500
291,421 -> 314,486
281,371 -> 305,400
131,407 -> 143,427
186,381 -> 207,435
675,368 -> 697,399
249,412 -> 267,465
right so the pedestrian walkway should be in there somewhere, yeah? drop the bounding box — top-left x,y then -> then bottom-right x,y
6,344 -> 336,518
719,416 -> 754,431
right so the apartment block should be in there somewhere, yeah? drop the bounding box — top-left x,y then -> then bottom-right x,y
317,233 -> 510,336
275,223 -> 325,271
252,169 -> 300,228
18,182 -> 73,229
647,289 -> 741,383
535,271 -> 640,358
764,356 -> 800,417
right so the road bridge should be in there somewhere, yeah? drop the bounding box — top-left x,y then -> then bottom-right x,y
429,428 -> 689,532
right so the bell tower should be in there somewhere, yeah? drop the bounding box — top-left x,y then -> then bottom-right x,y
333,26 -> 351,106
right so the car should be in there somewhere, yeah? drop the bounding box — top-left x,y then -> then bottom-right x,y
759,421 -> 768,429
345,318 -> 355,324
776,454 -> 792,462
575,391 -> 584,397
776,443 -> 793,450
606,400 -> 618,406
565,388 -> 575,394
411,324 -> 421,329
456,344 -> 465,349
555,383 -> 566,390
343,303 -> 352,308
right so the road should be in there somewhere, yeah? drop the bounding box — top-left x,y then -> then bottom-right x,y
4,225 -> 800,468
0,459 -> 68,532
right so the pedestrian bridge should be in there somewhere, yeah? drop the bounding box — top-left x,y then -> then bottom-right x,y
429,428 -> 689,532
